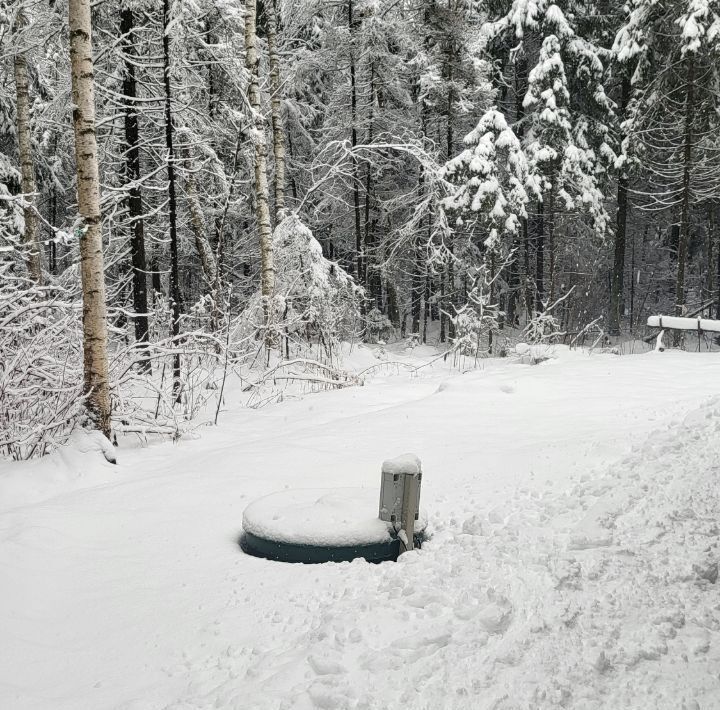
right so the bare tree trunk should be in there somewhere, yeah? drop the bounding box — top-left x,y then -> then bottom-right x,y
675,55 -> 695,345
422,273 -> 430,344
265,0 -> 286,222
609,75 -> 631,336
445,41 -> 456,340
446,68 -> 454,159
629,226 -> 637,332
513,50 -> 532,324
547,187 -> 556,303
162,0 -> 182,400
49,178 -> 57,274
705,204 -> 715,307
447,242 -> 456,340
13,12 -> 42,283
184,166 -> 218,287
522,217 -> 531,320
287,133 -> 299,203
365,64 -> 381,309
121,8 -> 149,366
182,149 -> 221,333
411,240 -> 423,336
245,0 -> 275,330
717,217 -> 720,320
535,199 -> 545,312
69,0 -> 111,437
439,274 -> 447,343
349,0 -> 364,289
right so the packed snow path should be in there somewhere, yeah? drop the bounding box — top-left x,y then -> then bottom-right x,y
1,348 -> 719,709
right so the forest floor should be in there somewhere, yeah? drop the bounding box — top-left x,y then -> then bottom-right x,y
1,344 -> 719,709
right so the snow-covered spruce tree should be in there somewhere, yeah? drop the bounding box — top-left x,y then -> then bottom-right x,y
410,0 -> 492,343
484,1 -> 613,323
442,108 -> 533,353
522,15 -> 611,312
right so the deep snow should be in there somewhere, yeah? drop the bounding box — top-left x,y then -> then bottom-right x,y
1,346 -> 719,709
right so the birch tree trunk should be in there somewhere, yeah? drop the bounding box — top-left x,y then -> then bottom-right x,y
244,0 -> 275,330
13,12 -> 42,283
265,0 -> 286,221
69,0 -> 111,437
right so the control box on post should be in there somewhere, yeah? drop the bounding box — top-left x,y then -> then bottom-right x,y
378,454 -> 422,552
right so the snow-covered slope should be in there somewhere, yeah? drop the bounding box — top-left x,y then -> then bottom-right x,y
1,348 -> 718,709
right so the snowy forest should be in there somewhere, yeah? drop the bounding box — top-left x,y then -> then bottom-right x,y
3,2 -> 720,708
2,0 -> 720,456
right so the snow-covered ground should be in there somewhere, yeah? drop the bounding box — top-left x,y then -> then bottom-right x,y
1,346 -> 719,709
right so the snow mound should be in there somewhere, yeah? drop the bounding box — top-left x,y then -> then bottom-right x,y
242,487 -> 427,546
0,428 -> 117,510
65,428 -> 117,464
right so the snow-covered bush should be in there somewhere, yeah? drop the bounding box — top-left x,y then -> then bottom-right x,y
0,153 -> 25,264
451,264 -> 504,357
0,264 -> 84,459
236,214 -> 362,358
523,309 -> 562,344
365,307 -> 394,344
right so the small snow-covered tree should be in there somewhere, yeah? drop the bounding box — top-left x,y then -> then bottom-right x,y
442,108 -> 533,351
443,108 -> 533,248
240,213 -> 362,358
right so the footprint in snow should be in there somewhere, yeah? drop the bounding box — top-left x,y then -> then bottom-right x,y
307,655 -> 348,676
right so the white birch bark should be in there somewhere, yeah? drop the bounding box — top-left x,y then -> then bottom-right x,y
244,0 -> 275,326
265,0 -> 286,220
69,0 -> 112,438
